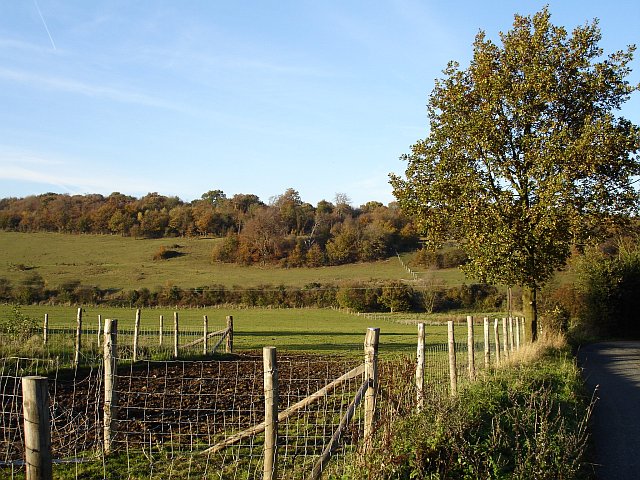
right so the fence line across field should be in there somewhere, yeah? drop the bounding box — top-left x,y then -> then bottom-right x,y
35,311 -> 234,363
2,314 -> 526,479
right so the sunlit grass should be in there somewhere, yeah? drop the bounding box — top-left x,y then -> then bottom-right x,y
0,305 -> 474,357
0,232 -> 461,291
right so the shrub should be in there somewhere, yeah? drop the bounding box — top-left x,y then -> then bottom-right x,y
0,277 -> 12,301
573,243 -> 640,338
305,243 -> 325,267
440,248 -> 469,268
336,283 -> 381,312
211,234 -> 239,263
379,281 -> 414,312
539,283 -> 580,335
428,283 -> 503,312
414,247 -> 469,269
14,272 -> 46,304
153,246 -> 183,261
0,305 -> 38,341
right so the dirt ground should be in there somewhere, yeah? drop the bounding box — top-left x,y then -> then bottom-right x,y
2,353 -> 361,462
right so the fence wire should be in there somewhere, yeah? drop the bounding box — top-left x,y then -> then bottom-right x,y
1,317 -> 525,479
0,324 -> 229,368
0,356 -> 103,474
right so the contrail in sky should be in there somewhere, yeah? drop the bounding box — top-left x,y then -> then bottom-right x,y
34,0 -> 56,50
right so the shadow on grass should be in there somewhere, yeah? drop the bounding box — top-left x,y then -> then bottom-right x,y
238,331 -> 414,338
236,331 -> 419,354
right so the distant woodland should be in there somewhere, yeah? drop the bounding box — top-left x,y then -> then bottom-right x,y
0,189 -> 419,267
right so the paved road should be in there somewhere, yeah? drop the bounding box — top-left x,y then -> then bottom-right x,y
578,342 -> 640,479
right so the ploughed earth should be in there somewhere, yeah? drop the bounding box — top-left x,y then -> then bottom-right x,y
2,353 -> 367,462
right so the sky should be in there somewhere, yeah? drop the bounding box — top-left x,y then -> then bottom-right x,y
0,1 -> 638,207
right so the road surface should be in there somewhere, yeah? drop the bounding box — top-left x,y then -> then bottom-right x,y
578,342 -> 640,479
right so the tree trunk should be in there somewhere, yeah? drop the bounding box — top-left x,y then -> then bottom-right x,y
522,285 -> 538,341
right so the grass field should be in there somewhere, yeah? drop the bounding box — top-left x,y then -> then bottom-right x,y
0,231 -> 468,291
1,304 -> 474,356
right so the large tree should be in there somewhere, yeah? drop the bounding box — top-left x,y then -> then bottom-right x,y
391,8 -> 640,340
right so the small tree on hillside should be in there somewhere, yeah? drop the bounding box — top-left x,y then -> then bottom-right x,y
379,281 -> 413,313
391,8 -> 640,340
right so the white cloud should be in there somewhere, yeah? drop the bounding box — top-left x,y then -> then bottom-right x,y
0,67 -> 188,112
0,147 -> 157,196
0,38 -> 59,55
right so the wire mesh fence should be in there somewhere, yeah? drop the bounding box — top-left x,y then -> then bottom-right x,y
1,315 -> 526,479
0,323 -> 232,368
1,356 -> 103,474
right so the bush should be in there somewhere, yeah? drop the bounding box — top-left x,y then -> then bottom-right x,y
421,283 -> 504,312
379,281 -> 414,312
0,277 -> 12,301
305,244 -> 325,267
575,243 -> 640,338
14,272 -> 46,304
0,305 -> 38,341
153,246 -> 183,261
336,283 -> 381,312
211,234 -> 239,263
539,283 -> 580,335
414,247 -> 469,269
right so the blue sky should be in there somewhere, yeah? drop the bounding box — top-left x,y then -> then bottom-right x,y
0,1 -> 638,207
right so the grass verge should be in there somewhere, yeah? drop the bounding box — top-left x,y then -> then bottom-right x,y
353,335 -> 594,479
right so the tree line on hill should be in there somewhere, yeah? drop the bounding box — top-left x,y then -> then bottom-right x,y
0,188 -> 419,266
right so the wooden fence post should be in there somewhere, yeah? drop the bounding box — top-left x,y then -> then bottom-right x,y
133,309 -> 141,362
515,316 -> 521,351
448,321 -> 458,396
364,327 -> 380,447
467,316 -> 475,381
502,318 -> 509,358
43,314 -> 48,346
173,312 -> 179,359
203,315 -> 208,355
97,315 -> 102,347
494,319 -> 501,365
483,317 -> 490,369
263,346 -> 278,480
416,323 -> 425,412
521,317 -> 526,344
226,316 -> 233,353
74,307 -> 82,367
508,317 -> 514,352
103,319 -> 118,455
159,315 -> 164,347
22,376 -> 52,480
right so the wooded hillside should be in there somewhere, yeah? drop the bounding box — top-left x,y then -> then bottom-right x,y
0,188 -> 419,267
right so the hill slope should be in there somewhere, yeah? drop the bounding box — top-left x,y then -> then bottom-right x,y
0,232 -> 465,290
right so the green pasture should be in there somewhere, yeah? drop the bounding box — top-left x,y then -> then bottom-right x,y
0,231 -> 467,290
0,305 -> 467,357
